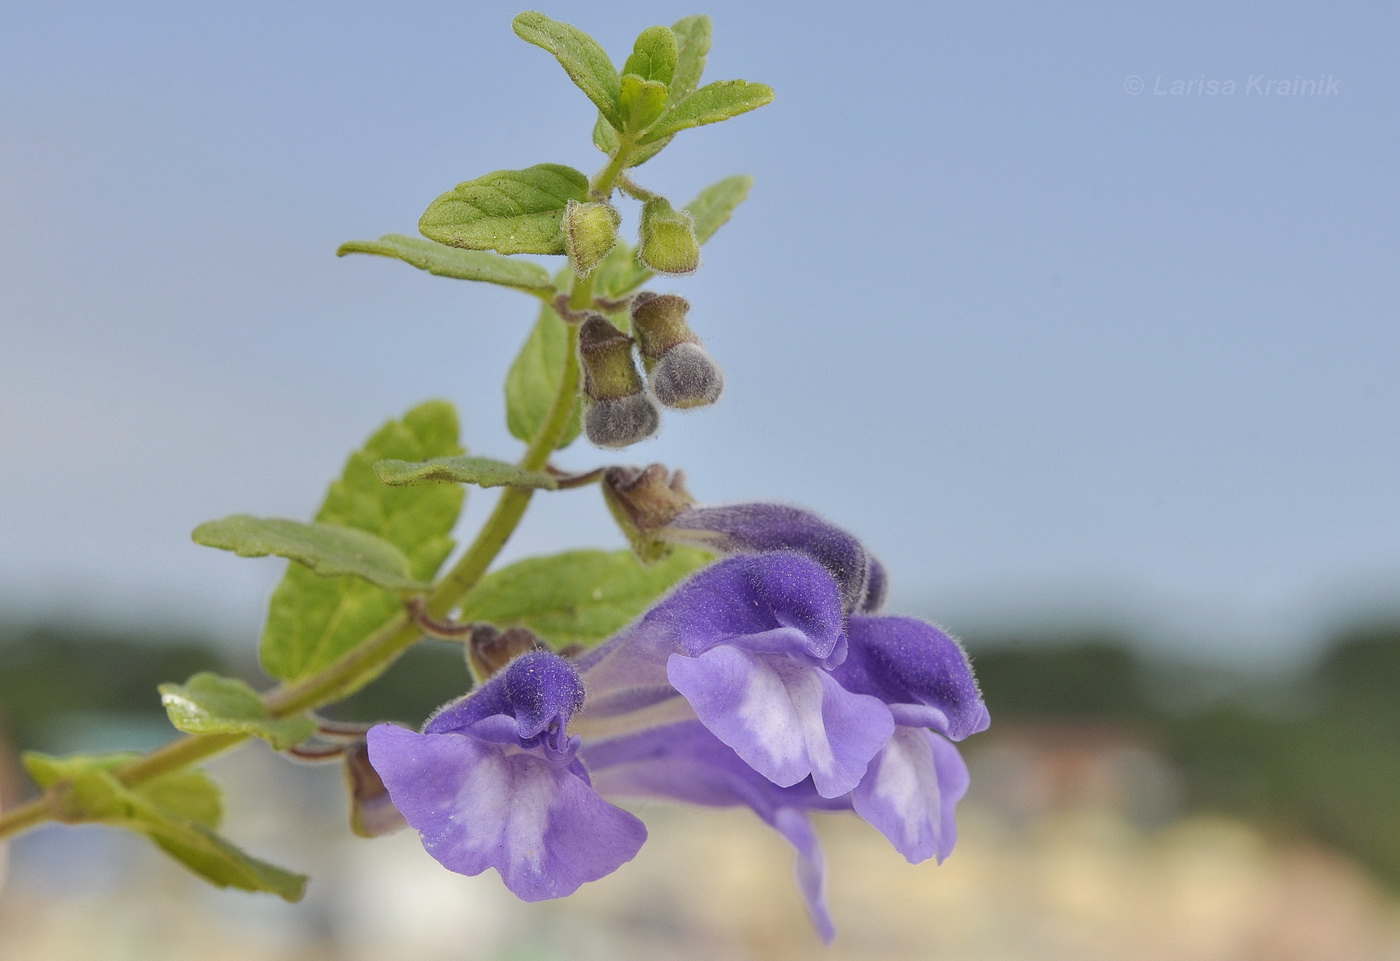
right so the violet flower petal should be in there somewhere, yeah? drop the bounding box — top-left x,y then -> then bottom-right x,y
584,721 -> 841,942
577,552 -> 847,705
850,727 -> 969,864
836,615 -> 990,741
366,724 -> 645,901
665,503 -> 874,611
666,646 -> 893,797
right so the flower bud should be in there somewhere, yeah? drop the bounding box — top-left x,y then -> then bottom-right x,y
602,463 -> 695,562
345,741 -> 406,838
636,198 -> 700,276
577,313 -> 660,448
630,292 -> 724,409
467,623 -> 546,680
563,200 -> 620,277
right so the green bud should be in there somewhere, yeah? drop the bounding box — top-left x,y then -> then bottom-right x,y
637,198 -> 700,276
631,292 -> 724,409
563,200 -> 621,277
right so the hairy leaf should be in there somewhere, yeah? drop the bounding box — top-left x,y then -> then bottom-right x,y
686,174 -> 754,244
336,234 -> 554,294
460,547 -> 714,645
505,300 -> 582,449
668,15 -> 712,102
512,12 -> 623,129
419,165 -> 589,255
639,80 -> 774,145
260,402 -> 464,681
159,672 -> 317,749
193,515 -> 426,592
623,26 -> 677,85
375,456 -> 559,490
21,752 -> 304,899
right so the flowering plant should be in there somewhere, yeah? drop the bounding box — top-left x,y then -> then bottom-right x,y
0,12 -> 986,942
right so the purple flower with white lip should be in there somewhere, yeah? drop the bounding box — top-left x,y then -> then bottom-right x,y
589,500 -> 989,864
366,649 -> 646,901
575,551 -> 896,799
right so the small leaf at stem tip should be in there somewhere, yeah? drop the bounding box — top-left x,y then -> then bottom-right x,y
620,73 -> 669,134
512,12 -> 624,130
337,235 -> 555,294
459,546 -> 715,645
260,401 -> 464,682
623,25 -> 678,85
419,164 -> 589,255
193,515 -> 428,592
639,79 -> 775,145
158,672 -> 318,749
373,456 -> 559,490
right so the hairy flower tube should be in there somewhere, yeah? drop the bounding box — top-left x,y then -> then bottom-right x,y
368,505 -> 987,940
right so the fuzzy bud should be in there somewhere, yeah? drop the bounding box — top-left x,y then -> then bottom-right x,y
637,198 -> 700,276
631,292 -> 724,409
649,342 -> 725,409
563,200 -> 620,277
577,313 -> 660,448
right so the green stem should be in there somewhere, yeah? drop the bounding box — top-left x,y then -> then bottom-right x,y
0,141 -> 635,846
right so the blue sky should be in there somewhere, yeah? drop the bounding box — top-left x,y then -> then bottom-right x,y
2,1 -> 1397,664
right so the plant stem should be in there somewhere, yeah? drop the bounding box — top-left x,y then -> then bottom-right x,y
0,141 -> 638,846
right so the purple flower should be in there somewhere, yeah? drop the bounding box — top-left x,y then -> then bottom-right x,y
589,501 -> 989,864
368,501 -> 988,940
575,551 -> 895,799
366,650 -> 646,901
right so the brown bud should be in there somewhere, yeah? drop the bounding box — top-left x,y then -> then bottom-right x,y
603,463 -> 695,562
467,624 -> 546,680
345,741 -> 406,838
578,313 -> 645,402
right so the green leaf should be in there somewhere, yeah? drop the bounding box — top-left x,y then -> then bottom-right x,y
460,547 -> 714,645
592,114 -> 670,169
375,456 -> 559,490
639,80 -> 775,145
336,234 -> 554,294
21,751 -> 304,899
260,402 -> 465,681
193,515 -> 427,592
419,165 -> 589,255
623,26 -> 678,85
159,672 -> 317,749
512,12 -> 623,130
684,174 -> 754,244
668,15 -> 712,102
505,300 -> 582,449
142,814 -> 307,902
620,73 -> 669,134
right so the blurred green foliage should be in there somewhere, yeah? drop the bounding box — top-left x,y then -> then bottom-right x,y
969,620 -> 1400,889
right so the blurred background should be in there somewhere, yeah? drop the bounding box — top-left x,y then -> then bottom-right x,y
2,0 -> 1398,958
